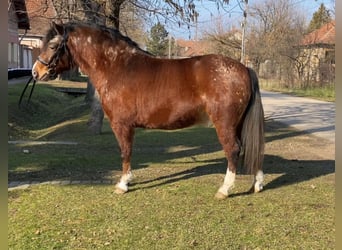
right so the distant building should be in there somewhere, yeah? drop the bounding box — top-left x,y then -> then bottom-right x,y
174,39 -> 209,58
8,0 -> 30,68
19,0 -> 57,69
298,20 -> 335,83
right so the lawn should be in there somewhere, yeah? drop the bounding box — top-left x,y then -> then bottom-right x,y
259,79 -> 335,102
8,81 -> 335,249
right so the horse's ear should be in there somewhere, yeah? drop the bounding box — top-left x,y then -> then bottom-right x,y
51,21 -> 64,36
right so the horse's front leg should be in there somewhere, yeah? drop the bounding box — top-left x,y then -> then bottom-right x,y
111,124 -> 135,194
214,123 -> 240,199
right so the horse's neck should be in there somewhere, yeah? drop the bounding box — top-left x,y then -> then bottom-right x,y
68,30 -> 138,86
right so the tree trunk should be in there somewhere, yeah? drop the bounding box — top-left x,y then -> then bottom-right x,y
86,80 -> 104,134
80,0 -> 107,134
59,68 -> 79,80
85,1 -> 125,134
109,0 -> 125,29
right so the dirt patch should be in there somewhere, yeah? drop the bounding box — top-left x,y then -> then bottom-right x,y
266,120 -> 335,161
263,120 -> 335,188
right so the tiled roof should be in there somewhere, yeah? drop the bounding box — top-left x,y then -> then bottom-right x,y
301,20 -> 335,46
176,39 -> 209,57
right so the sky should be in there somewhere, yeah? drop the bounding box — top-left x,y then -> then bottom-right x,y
164,0 -> 335,39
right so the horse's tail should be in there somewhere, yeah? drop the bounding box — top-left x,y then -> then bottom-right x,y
241,67 -> 265,174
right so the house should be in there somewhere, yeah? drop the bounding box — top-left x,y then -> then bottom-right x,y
175,39 -> 209,58
19,0 -> 57,68
298,20 -> 335,83
8,0 -> 30,68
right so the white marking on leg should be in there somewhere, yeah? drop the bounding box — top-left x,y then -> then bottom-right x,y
122,171 -> 133,183
115,171 -> 133,193
115,181 -> 128,192
254,170 -> 264,193
218,168 -> 236,197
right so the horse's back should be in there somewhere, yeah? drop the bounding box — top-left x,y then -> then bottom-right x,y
188,54 -> 252,109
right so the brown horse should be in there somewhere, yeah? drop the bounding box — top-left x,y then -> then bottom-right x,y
32,22 -> 265,199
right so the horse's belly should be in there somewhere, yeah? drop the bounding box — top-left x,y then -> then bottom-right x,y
141,106 -> 210,130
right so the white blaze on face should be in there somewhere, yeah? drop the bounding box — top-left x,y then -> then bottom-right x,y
32,61 -> 38,78
32,61 -> 38,71
87,36 -> 92,44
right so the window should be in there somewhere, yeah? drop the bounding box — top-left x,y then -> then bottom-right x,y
8,43 -> 11,62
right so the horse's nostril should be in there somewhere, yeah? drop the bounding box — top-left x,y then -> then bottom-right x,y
32,70 -> 38,79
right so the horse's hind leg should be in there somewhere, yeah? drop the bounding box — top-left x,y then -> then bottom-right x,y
250,170 -> 264,193
111,125 -> 134,194
214,123 -> 241,199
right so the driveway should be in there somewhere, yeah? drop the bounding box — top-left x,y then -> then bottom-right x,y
8,76 -> 32,85
260,90 -> 335,143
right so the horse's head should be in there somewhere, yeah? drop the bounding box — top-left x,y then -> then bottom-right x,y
32,22 -> 73,81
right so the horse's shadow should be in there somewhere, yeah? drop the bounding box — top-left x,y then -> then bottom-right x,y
126,120 -> 335,195
128,154 -> 334,196
8,120 -> 335,194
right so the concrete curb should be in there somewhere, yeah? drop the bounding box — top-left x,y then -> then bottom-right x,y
8,140 -> 78,145
8,179 -> 115,191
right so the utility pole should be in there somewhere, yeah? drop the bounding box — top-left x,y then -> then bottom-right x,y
195,12 -> 198,41
241,0 -> 248,65
168,34 -> 172,59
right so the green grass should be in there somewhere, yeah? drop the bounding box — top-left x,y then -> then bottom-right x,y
8,81 -> 335,249
8,82 -> 89,139
8,180 -> 334,249
260,79 -> 335,102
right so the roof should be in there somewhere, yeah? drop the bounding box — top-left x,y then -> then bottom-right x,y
301,20 -> 335,46
176,39 -> 209,57
12,0 -> 30,30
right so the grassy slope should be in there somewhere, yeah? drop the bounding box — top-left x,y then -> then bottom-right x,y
8,81 -> 335,249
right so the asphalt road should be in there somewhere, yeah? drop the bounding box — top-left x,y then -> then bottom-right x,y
260,90 -> 335,143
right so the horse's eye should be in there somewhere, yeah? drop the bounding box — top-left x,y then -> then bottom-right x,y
49,44 -> 58,50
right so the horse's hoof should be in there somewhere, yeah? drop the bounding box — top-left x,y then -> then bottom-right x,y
215,192 -> 228,200
114,187 -> 127,194
254,183 -> 263,193
115,182 -> 128,194
248,185 -> 263,194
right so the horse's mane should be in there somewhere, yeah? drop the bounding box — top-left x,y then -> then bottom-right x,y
43,22 -> 151,56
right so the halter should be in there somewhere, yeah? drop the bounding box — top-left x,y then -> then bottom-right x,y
37,31 -> 70,77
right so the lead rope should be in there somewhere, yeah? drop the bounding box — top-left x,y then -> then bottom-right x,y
18,76 -> 36,108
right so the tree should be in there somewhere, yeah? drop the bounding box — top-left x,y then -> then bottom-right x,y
307,3 -> 332,32
146,22 -> 169,56
247,0 -> 306,84
203,16 -> 242,60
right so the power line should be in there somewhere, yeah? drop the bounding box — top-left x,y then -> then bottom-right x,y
196,1 -> 242,24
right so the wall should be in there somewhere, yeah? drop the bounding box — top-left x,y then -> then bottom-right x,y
299,45 -> 335,84
8,3 -> 20,68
